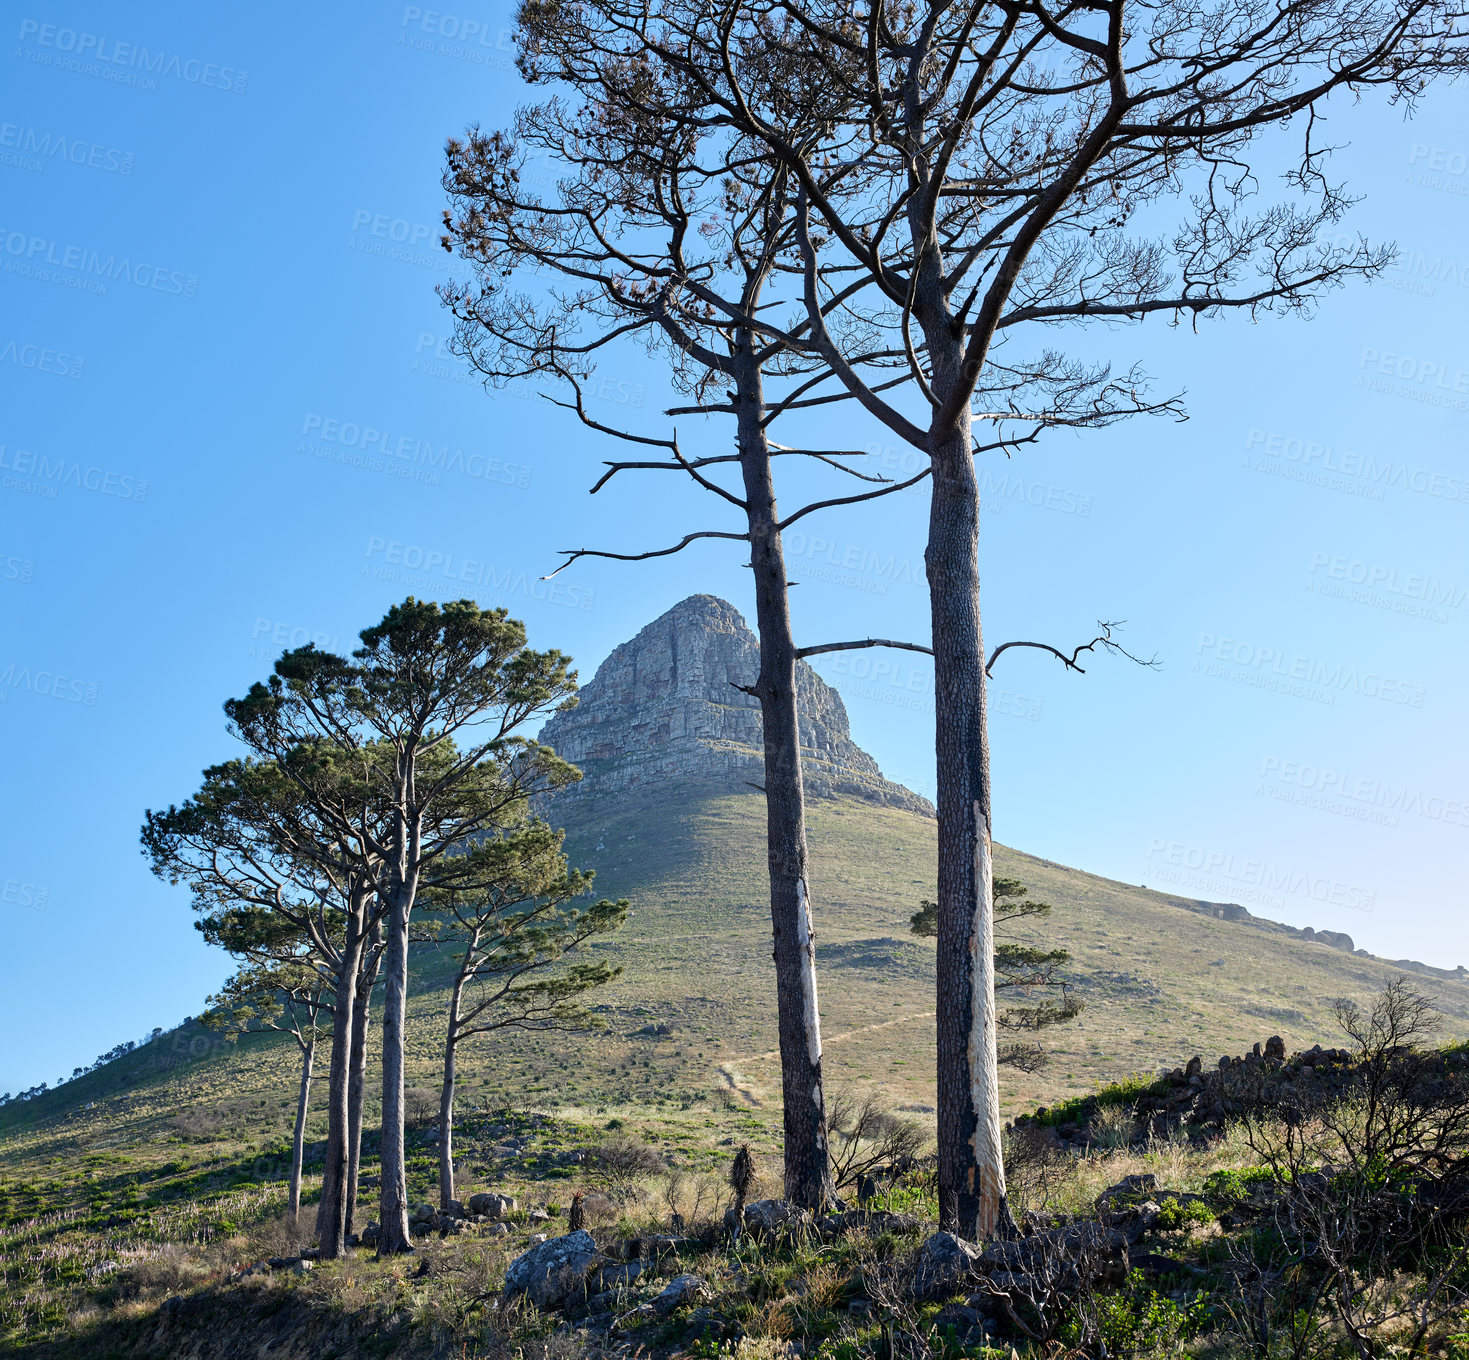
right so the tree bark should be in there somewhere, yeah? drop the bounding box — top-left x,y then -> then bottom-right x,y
289,1033 -> 316,1225
732,339 -> 836,1210
376,881 -> 415,1254
314,907 -> 366,1259
437,970 -> 468,1209
345,939 -> 380,1236
917,270 -> 1012,1239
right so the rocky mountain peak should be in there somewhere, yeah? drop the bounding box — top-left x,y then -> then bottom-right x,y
539,595 -> 932,815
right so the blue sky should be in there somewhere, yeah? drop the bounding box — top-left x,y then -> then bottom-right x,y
2,3 -> 1467,1094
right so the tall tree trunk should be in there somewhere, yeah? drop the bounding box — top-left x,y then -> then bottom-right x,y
732,341 -> 835,1210
921,300 -> 1011,1239
438,972 -> 467,1210
315,917 -> 366,1258
376,883 -> 415,1254
345,940 -> 380,1236
289,1033 -> 316,1225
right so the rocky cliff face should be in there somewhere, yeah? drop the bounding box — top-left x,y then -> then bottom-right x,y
539,595 -> 933,816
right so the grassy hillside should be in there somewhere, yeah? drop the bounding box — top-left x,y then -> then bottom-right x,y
7,784 -> 1464,1154
5,785 -> 1468,1351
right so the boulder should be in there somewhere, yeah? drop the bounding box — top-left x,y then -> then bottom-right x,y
503,1229 -> 605,1310
910,1231 -> 984,1301
595,1261 -> 645,1292
1265,1035 -> 1287,1061
409,1202 -> 437,1224
727,1199 -> 813,1237
468,1192 -> 517,1219
1095,1174 -> 1157,1211
978,1222 -> 1128,1283
651,1273 -> 711,1314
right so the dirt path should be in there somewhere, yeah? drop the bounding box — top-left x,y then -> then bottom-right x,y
715,1010 -> 936,1105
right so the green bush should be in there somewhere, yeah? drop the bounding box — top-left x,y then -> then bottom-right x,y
1202,1166 -> 1276,1206
1069,1272 -> 1211,1355
1154,1197 -> 1216,1231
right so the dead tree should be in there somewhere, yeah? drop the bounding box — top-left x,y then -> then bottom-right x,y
440,78 -> 924,1211
510,0 -> 1467,1238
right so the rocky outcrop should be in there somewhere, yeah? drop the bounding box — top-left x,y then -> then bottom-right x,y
539,595 -> 932,815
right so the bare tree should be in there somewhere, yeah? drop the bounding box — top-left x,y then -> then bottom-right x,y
440,80 -> 916,1210
825,1088 -> 927,1191
439,34 -> 1141,1212
508,0 -> 1467,1237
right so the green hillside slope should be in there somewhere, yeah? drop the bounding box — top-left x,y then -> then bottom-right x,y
6,785 -> 1464,1163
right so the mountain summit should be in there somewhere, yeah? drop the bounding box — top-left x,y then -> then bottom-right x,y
540,595 -> 933,816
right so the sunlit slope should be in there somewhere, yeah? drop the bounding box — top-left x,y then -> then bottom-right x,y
6,785 -> 1466,1161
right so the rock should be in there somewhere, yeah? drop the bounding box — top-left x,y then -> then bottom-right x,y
266,1256 -> 300,1269
979,1222 -> 1128,1284
537,595 -> 933,816
1184,1055 -> 1202,1079
529,1233 -> 548,1245
503,1230 -> 605,1310
627,1233 -> 692,1259
445,1199 -> 465,1219
486,1222 -> 510,1237
468,1192 -> 517,1219
595,1261 -> 645,1292
528,1209 -> 551,1222
728,1199 -> 813,1238
410,1202 -> 437,1224
291,1259 -> 313,1274
911,1231 -> 984,1301
1265,1035 -> 1287,1061
1095,1174 -> 1157,1210
650,1273 -> 711,1314
359,1222 -> 380,1248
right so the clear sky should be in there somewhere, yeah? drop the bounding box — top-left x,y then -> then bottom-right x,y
2,3 -> 1466,1095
